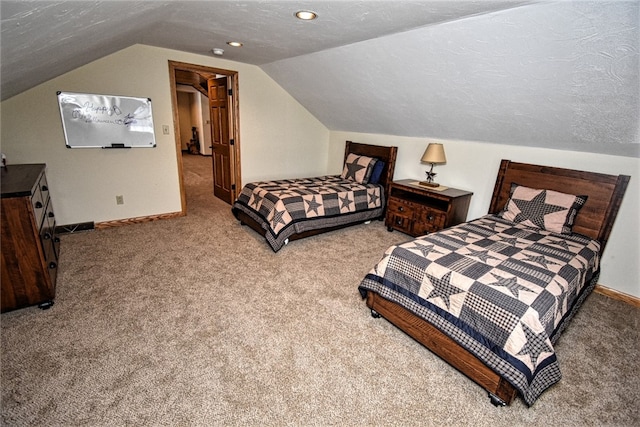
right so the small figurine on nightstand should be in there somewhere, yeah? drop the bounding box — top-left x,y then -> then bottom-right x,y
424,168 -> 437,186
1,153 -> 6,168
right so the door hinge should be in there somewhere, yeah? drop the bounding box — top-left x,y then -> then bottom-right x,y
228,88 -> 233,96
229,139 -> 234,145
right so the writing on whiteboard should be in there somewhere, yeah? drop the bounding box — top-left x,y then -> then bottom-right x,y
57,92 -> 157,148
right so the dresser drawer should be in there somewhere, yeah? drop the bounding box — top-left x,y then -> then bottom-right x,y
31,187 -> 46,229
37,173 -> 51,208
42,198 -> 56,236
40,226 -> 58,286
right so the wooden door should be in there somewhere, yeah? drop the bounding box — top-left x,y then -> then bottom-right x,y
208,77 -> 233,204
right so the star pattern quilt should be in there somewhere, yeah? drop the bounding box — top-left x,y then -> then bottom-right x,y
358,215 -> 600,405
232,175 -> 384,251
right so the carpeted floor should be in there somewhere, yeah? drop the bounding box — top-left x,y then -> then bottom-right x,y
1,153 -> 639,426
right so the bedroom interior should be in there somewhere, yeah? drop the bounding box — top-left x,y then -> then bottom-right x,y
1,153 -> 638,425
1,0 -> 638,424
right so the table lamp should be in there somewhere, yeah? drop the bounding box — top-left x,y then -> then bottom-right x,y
419,143 -> 446,188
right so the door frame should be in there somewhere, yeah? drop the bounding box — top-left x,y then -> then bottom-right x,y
168,60 -> 242,213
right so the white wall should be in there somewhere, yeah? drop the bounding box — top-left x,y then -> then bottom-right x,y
329,131 -> 639,299
0,44 -> 329,224
176,86 -> 211,155
198,92 -> 212,156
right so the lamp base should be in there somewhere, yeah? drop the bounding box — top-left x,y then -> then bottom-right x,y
418,181 -> 440,188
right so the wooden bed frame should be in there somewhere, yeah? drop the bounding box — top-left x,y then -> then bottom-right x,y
234,141 -> 398,244
365,159 -> 630,406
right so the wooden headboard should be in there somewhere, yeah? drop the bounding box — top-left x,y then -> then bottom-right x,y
344,141 -> 398,201
488,160 -> 630,253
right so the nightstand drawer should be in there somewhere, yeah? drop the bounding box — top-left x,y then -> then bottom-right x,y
387,198 -> 415,216
387,213 -> 413,234
413,212 -> 446,235
417,207 -> 446,227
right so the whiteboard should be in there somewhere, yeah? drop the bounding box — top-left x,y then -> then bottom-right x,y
57,91 -> 157,148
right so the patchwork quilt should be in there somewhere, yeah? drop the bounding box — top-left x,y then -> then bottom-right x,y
232,175 -> 384,251
358,215 -> 600,405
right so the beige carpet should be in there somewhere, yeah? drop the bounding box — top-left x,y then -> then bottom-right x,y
2,153 -> 639,426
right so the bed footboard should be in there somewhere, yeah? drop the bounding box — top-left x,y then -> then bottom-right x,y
365,291 -> 517,406
234,208 -> 267,237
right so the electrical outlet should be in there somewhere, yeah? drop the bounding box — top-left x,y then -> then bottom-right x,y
162,125 -> 170,135
116,195 -> 124,205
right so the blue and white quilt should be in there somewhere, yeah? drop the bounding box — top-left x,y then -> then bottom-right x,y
232,175 -> 384,251
358,215 -> 600,405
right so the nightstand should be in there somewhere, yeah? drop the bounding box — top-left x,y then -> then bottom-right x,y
385,179 -> 473,236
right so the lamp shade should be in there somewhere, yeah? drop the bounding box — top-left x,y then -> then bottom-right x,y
421,143 -> 446,164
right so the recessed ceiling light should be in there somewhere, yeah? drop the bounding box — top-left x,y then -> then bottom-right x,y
227,41 -> 243,47
212,48 -> 224,56
295,10 -> 317,20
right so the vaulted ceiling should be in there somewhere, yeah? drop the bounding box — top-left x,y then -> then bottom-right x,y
1,1 -> 638,157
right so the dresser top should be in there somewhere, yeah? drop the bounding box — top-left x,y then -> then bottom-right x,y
1,164 -> 46,198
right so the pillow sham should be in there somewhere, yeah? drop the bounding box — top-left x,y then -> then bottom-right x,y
341,153 -> 378,184
369,160 -> 386,184
498,183 -> 587,234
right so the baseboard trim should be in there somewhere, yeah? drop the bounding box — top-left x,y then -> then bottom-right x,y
594,284 -> 640,308
56,221 -> 95,234
95,211 -> 184,229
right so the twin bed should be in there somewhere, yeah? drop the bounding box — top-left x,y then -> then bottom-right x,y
360,160 -> 629,406
232,141 -> 397,252
232,142 -> 629,406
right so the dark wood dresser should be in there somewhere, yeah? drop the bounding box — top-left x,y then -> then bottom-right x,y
1,164 -> 60,312
385,179 -> 473,236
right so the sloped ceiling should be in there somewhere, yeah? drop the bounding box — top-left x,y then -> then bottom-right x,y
263,1 -> 639,157
1,0 -> 638,157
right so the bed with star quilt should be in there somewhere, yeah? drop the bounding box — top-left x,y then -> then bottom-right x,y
232,142 -> 397,252
358,159 -> 630,406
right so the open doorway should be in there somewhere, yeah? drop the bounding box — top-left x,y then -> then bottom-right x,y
175,86 -> 211,155
168,60 -> 241,213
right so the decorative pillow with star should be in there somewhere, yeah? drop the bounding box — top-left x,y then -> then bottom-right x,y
498,184 -> 588,234
340,154 -> 378,184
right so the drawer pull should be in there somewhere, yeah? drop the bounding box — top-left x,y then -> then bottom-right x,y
43,232 -> 52,240
49,262 -> 57,270
398,206 -> 404,212
396,219 -> 402,225
34,201 -> 43,209
48,212 -> 55,218
427,215 -> 434,221
41,185 -> 49,192
54,237 -> 60,243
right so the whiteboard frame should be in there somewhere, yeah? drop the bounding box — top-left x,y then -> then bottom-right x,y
57,91 -> 157,148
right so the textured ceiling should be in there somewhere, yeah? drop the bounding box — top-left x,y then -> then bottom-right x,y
1,1 -> 637,157
0,0 -> 532,101
263,1 -> 640,158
